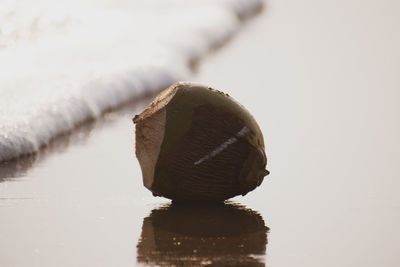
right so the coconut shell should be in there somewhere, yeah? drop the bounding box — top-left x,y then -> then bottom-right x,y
133,82 -> 268,202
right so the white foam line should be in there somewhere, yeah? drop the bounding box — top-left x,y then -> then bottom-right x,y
0,0 -> 263,162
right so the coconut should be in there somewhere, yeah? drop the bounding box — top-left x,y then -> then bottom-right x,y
133,82 -> 268,202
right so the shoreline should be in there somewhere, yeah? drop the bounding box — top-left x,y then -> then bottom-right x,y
0,0 -> 264,163
0,93 -> 155,181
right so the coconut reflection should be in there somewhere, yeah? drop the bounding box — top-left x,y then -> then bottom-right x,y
137,202 -> 268,266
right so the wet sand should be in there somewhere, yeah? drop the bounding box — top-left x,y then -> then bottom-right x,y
1,1 -> 400,266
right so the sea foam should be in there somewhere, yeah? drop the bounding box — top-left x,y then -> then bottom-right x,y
0,0 -> 263,162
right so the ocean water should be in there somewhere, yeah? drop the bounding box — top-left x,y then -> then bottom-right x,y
0,0 -> 263,162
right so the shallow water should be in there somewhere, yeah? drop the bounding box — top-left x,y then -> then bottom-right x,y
1,0 -> 400,266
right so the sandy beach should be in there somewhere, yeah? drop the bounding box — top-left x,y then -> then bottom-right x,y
1,1 -> 400,266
